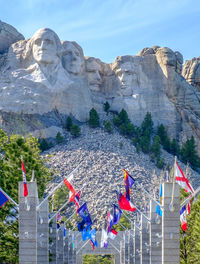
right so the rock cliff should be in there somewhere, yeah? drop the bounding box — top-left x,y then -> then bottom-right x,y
0,22 -> 199,152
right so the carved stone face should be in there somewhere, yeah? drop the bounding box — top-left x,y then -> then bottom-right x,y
86,59 -> 102,92
156,48 -> 176,67
62,42 -> 83,75
32,29 -> 60,65
115,62 -> 137,96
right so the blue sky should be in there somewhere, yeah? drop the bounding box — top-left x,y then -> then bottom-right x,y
1,0 -> 200,63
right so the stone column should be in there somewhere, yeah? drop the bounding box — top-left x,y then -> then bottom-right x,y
149,200 -> 162,264
37,199 -> 49,263
129,228 -> 134,264
162,182 -> 180,264
19,182 -> 38,264
68,231 -> 73,264
76,253 -> 82,264
114,252 -> 121,264
140,215 -> 150,264
64,229 -> 69,264
134,221 -> 140,264
49,215 -> 57,263
120,237 -> 125,264
124,230 -> 129,264
56,226 -> 64,264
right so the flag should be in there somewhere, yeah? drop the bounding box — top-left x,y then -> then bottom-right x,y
78,203 -> 92,227
123,169 -> 135,201
107,212 -> 113,233
0,189 -> 9,208
175,162 -> 194,193
112,204 -> 122,225
101,229 -> 108,248
74,190 -> 81,215
82,226 -> 91,240
77,219 -> 85,232
155,184 -> 162,216
21,157 -> 28,197
180,205 -> 187,231
116,191 -> 136,212
57,212 -> 62,223
64,178 -> 75,202
89,228 -> 98,250
108,229 -> 118,240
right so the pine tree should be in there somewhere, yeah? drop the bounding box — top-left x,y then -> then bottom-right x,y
65,116 -> 73,131
104,121 -> 113,133
56,132 -> 64,143
141,112 -> 154,136
113,109 -> 130,127
151,135 -> 161,158
88,108 -> 100,128
104,101 -> 110,115
170,138 -> 180,156
0,130 -> 51,263
181,136 -> 200,169
70,124 -> 81,138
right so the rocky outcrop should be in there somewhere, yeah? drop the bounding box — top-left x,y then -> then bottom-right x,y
0,21 -> 199,152
182,57 -> 200,91
0,20 -> 24,54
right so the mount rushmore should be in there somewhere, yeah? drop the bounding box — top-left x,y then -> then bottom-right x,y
0,20 -> 200,152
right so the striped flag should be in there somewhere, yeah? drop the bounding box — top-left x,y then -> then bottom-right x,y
64,178 -> 75,202
21,157 -> 28,197
175,162 -> 194,193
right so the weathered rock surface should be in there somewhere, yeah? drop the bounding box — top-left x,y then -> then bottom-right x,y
0,21 -> 199,153
182,57 -> 200,91
43,123 -> 200,229
0,20 -> 24,54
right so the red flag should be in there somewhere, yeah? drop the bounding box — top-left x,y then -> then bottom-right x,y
74,190 -> 81,215
21,158 -> 28,197
118,193 -> 136,212
64,178 -> 75,202
175,162 -> 194,193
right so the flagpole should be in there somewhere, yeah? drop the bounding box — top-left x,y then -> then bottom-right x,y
135,182 -> 163,208
0,187 -> 19,208
170,156 -> 177,212
134,205 -> 150,222
76,240 -> 89,254
109,241 -> 120,253
181,186 -> 200,208
48,185 -> 84,223
37,166 -> 78,210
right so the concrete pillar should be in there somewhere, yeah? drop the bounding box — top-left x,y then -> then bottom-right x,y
56,226 -> 64,264
37,199 -> 49,263
129,229 -> 134,264
134,222 -> 140,264
19,182 -> 38,264
49,215 -> 57,263
162,182 -> 180,264
76,253 -> 82,264
124,230 -> 129,264
120,237 -> 125,264
140,215 -> 150,264
64,230 -> 69,264
114,252 -> 121,264
68,231 -> 73,264
149,200 -> 162,264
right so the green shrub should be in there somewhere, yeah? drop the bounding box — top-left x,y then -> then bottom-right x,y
65,116 -> 72,131
56,132 -> 64,144
104,121 -> 113,133
104,101 -> 110,115
156,157 -> 165,169
70,124 -> 81,138
88,108 -> 100,128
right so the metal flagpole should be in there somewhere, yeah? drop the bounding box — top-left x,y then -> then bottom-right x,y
181,186 -> 200,207
76,240 -> 89,254
0,187 -> 19,208
169,156 -> 177,211
37,165 -> 78,210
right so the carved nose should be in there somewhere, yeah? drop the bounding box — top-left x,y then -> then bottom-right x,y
95,71 -> 101,81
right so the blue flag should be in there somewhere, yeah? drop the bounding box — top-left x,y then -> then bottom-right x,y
124,170 -> 135,201
155,184 -> 162,216
89,228 -> 98,250
78,202 -> 92,227
112,204 -> 122,225
82,226 -> 92,240
0,189 -> 9,208
77,219 -> 86,232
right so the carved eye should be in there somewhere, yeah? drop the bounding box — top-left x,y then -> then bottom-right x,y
34,38 -> 42,46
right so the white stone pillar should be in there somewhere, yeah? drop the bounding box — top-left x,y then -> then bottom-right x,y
56,226 -> 64,263
140,215 -> 150,264
19,182 -> 38,264
134,221 -> 140,264
37,198 -> 49,263
162,182 -> 180,264
49,215 -> 57,263
149,200 -> 162,264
